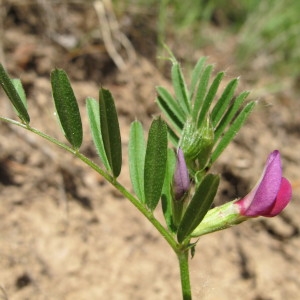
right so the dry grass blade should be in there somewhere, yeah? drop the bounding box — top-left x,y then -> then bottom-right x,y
93,0 -> 136,71
0,1 -> 7,65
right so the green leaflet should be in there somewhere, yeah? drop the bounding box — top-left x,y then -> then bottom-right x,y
161,148 -> 177,232
129,121 -> 146,202
51,69 -> 83,149
190,56 -> 207,97
156,86 -> 186,130
192,64 -> 213,121
177,174 -> 220,243
11,79 -> 27,109
171,61 -> 191,115
211,101 -> 256,163
0,64 -> 30,124
211,78 -> 239,127
196,71 -> 224,128
86,97 -> 111,171
99,87 -> 122,178
214,91 -> 250,142
144,117 -> 168,211
167,125 -> 179,148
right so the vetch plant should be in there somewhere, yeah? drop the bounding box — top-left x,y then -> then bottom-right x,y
0,55 -> 292,299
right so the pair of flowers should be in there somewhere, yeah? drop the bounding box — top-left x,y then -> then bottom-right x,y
174,149 -> 292,232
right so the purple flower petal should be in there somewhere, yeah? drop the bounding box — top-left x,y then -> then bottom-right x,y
243,150 -> 282,216
235,150 -> 292,217
173,148 -> 190,201
262,177 -> 292,217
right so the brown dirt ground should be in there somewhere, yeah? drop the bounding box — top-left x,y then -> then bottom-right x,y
0,2 -> 299,300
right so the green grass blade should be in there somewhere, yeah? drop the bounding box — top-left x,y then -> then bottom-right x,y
192,64 -> 213,121
171,61 -> 191,115
177,174 -> 220,243
211,101 -> 256,163
144,117 -> 168,211
51,69 -> 83,149
190,57 -> 207,96
0,64 -> 30,123
211,78 -> 239,127
197,71 -> 224,128
214,91 -> 250,141
99,88 -> 122,178
86,97 -> 110,171
129,120 -> 146,203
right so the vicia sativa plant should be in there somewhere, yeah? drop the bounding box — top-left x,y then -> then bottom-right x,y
0,54 -> 292,299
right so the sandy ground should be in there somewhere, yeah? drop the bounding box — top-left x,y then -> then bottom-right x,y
0,2 -> 299,299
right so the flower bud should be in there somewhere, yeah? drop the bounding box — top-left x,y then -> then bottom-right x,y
179,117 -> 214,169
172,148 -> 190,227
173,148 -> 190,201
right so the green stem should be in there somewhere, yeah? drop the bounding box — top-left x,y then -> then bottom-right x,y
178,249 -> 192,300
0,117 -> 178,252
1,117 -> 194,299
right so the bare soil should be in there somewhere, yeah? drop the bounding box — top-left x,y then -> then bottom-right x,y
0,2 -> 299,299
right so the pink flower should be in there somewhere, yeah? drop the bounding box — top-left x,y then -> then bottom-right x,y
235,150 -> 292,217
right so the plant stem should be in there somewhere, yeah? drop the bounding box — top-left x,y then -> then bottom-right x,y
0,117 -> 178,253
178,250 -> 192,300
1,117 -> 195,299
